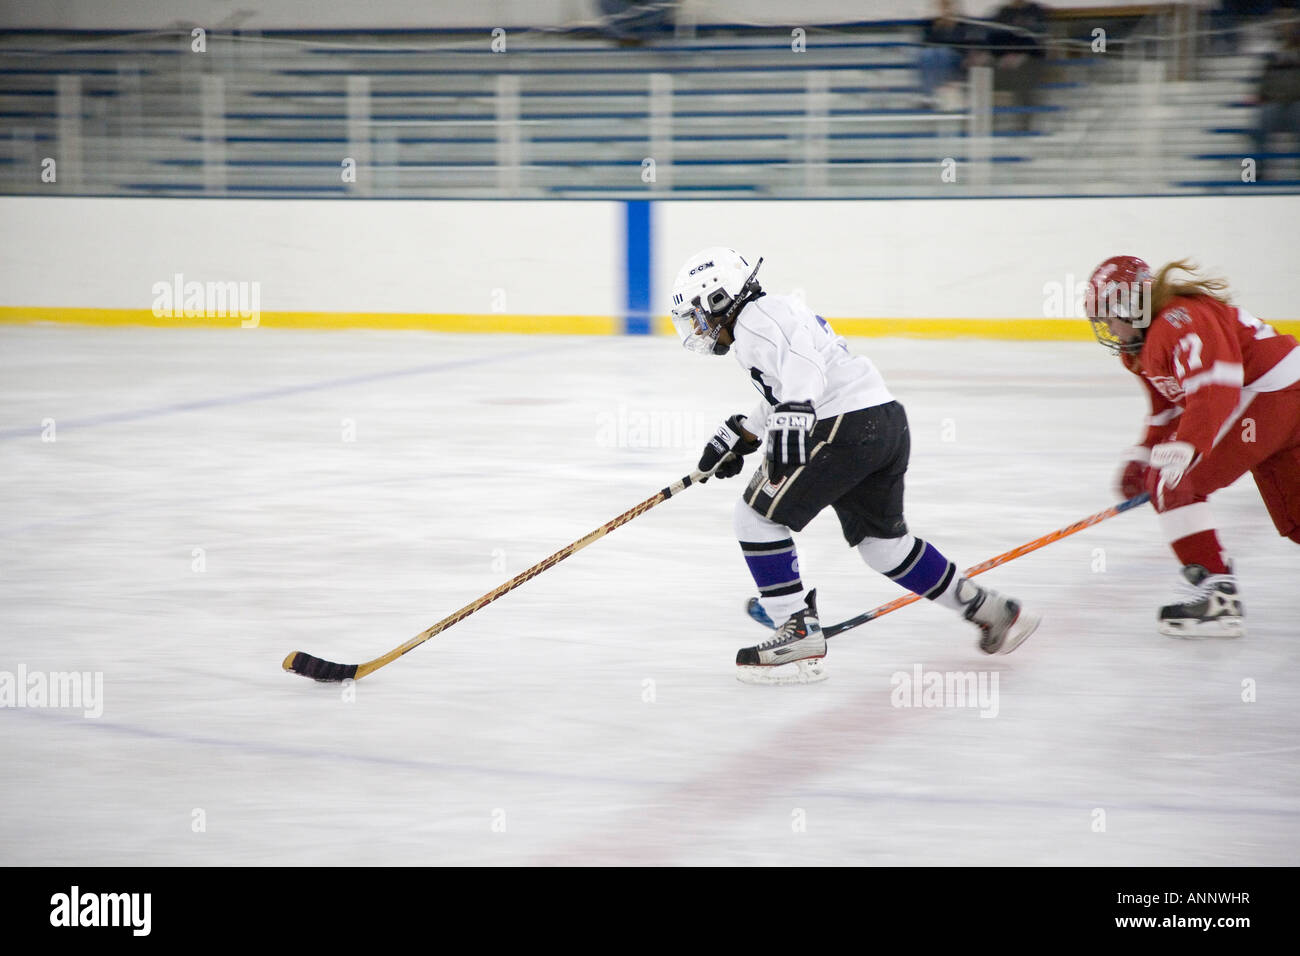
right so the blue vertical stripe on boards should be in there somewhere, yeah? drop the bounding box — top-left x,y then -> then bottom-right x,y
624,200 -> 652,335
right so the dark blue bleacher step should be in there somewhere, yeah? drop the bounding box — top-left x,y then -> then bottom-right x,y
153,155 -> 1030,169
278,63 -> 916,77
199,129 -> 1042,145
1193,151 -> 1300,160
245,86 -> 923,98
122,182 -> 349,193
0,88 -> 119,96
1176,178 -> 1300,188
218,105 -> 1058,122
546,184 -> 761,193
0,68 -> 128,75
289,40 -> 918,56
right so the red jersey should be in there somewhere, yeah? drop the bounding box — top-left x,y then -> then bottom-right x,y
1123,295 -> 1300,457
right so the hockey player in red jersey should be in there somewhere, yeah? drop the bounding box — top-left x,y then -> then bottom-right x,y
670,247 -> 1040,684
1086,256 -> 1300,637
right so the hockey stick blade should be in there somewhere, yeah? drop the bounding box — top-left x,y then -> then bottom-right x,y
282,652 -> 359,683
745,596 -> 777,629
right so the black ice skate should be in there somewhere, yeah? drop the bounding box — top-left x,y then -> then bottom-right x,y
1158,564 -> 1244,638
957,579 -> 1041,655
736,589 -> 827,685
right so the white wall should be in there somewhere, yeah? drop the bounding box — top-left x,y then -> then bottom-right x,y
2,195 -> 1295,322
655,196 -> 1300,321
1,198 -> 623,316
0,0 -> 1165,31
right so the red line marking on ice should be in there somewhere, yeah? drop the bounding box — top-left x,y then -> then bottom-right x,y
529,668 -> 942,867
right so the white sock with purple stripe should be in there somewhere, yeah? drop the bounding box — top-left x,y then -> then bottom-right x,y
735,500 -> 806,620
858,534 -> 963,610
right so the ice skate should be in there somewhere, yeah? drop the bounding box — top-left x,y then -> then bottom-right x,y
736,590 -> 827,684
959,579 -> 1041,655
1158,564 -> 1244,638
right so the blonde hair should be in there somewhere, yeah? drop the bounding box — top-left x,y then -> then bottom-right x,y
1150,259 -> 1232,315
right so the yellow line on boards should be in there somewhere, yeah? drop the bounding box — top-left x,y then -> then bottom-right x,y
2,307 -> 1296,340
831,318 -> 1096,340
0,307 -> 618,335
655,316 -> 1300,340
654,317 -> 1099,340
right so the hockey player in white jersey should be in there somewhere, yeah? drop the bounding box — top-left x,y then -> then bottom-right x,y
670,247 -> 1041,684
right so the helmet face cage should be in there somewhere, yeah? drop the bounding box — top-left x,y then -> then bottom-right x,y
1089,315 -> 1144,355
671,297 -> 726,355
1086,257 -> 1152,355
670,248 -> 755,356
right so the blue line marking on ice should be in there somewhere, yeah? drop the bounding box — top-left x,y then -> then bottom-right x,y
14,705 -> 669,790
0,342 -> 566,441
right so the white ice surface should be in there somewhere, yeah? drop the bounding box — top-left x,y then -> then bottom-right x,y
1,325 -> 1297,866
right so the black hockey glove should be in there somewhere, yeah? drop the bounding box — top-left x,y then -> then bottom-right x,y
698,414 -> 761,480
765,401 -> 816,483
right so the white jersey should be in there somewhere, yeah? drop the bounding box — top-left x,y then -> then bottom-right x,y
730,293 -> 893,430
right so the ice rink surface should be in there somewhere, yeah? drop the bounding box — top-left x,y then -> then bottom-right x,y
2,323 -> 1297,866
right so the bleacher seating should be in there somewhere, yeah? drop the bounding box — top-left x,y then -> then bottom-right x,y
1,17 -> 1296,198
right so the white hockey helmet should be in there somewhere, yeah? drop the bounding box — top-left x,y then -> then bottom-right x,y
669,247 -> 762,356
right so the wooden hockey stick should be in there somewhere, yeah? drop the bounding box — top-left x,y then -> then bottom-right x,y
283,468 -> 714,682
821,492 -> 1151,638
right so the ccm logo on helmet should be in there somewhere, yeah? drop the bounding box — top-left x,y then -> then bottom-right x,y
688,261 -> 716,276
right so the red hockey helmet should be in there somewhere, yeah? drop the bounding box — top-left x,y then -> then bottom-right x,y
1086,255 -> 1153,354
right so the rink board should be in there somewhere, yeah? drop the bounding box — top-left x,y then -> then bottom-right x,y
2,195 -> 1296,338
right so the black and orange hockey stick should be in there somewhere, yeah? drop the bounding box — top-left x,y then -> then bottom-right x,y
747,493 -> 1152,638
283,468 -> 715,682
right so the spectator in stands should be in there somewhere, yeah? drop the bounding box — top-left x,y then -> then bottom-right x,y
1252,23 -> 1300,175
919,0 -> 973,110
1213,1 -> 1292,53
1221,0 -> 1288,22
596,0 -> 676,46
984,0 -> 1050,129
